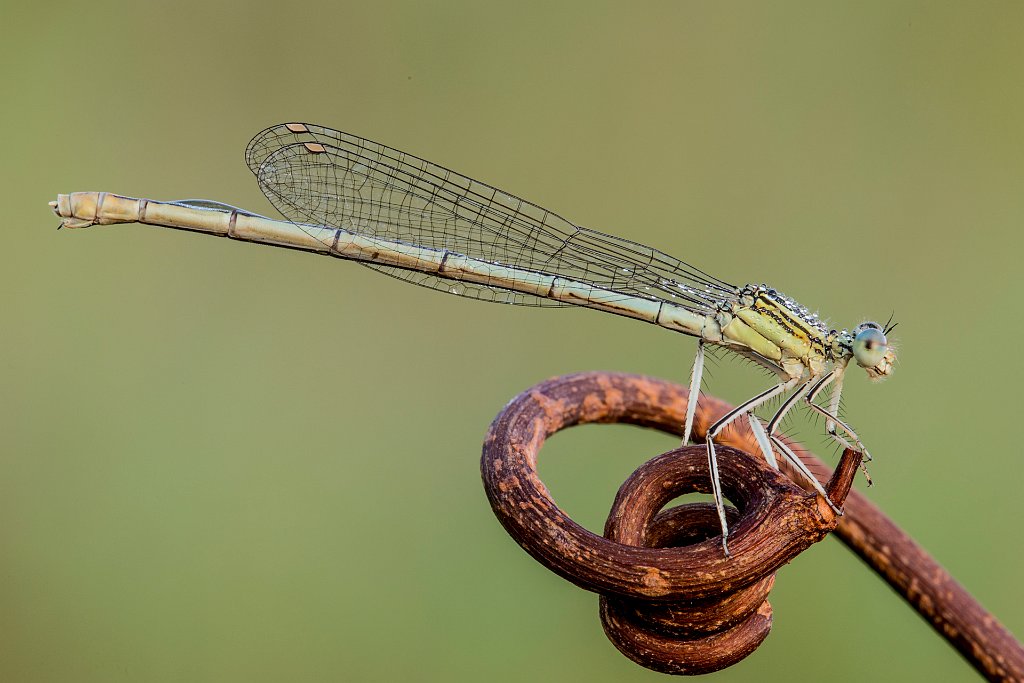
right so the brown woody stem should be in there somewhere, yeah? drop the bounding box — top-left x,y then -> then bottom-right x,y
481,372 -> 1023,680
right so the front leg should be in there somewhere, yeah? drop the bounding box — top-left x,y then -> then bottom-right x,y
804,373 -> 869,457
804,370 -> 874,485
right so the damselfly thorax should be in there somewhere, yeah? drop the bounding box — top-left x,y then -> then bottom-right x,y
714,285 -> 894,379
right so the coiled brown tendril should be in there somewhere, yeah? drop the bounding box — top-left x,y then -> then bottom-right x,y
481,371 -> 862,674
482,372 -> 1024,678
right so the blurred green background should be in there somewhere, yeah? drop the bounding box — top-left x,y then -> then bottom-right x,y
2,2 -> 1022,681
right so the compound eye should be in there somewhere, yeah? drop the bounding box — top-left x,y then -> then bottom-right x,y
853,327 -> 887,368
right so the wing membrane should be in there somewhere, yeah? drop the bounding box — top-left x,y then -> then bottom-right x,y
245,122 -> 736,311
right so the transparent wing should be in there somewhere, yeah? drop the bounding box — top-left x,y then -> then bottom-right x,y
245,122 -> 737,311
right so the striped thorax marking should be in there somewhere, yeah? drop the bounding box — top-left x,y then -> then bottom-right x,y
719,284 -> 831,373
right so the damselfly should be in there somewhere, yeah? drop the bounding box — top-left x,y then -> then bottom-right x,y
51,122 -> 896,555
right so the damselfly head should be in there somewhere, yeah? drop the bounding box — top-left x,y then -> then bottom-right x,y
851,321 -> 895,380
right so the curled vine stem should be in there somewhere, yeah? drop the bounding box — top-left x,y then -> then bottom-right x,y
481,372 -> 1023,679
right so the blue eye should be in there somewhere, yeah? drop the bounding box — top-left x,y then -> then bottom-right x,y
853,326 -> 887,368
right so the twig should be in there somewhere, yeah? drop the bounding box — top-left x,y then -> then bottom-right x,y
480,372 -> 1024,679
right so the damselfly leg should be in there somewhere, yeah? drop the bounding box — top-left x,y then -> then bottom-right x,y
704,377 -> 801,555
682,340 -> 705,447
747,414 -> 778,470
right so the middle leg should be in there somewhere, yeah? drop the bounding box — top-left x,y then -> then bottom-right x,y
705,376 -> 801,556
